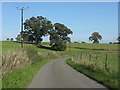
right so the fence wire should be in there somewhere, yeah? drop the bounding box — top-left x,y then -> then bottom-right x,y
71,53 -> 118,73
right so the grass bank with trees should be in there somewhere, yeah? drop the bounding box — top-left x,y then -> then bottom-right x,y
2,41 -> 119,89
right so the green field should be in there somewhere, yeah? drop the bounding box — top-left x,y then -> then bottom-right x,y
2,41 -> 64,88
68,43 -> 118,72
69,43 -> 118,51
66,43 -> 119,89
2,41 -> 119,89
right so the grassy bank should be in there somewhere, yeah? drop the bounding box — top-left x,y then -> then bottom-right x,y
3,58 -> 57,88
2,41 -> 119,88
2,41 -> 63,88
66,58 -> 118,90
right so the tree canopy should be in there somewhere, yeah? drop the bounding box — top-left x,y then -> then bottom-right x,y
89,32 -> 102,43
24,16 -> 53,44
49,23 -> 73,51
16,16 -> 73,51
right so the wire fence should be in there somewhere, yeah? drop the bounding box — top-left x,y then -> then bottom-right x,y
71,53 -> 118,73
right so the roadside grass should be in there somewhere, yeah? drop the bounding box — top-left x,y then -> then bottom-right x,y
66,43 -> 118,74
66,43 -> 118,89
2,41 -> 63,88
73,53 -> 118,72
2,58 -> 57,88
2,41 -> 119,88
2,42 -> 118,72
66,58 -> 118,90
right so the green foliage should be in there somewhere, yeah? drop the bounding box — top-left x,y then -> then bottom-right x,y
16,16 -> 73,51
15,34 -> 21,42
49,23 -> 73,51
81,41 -> 86,43
10,38 -> 13,41
51,42 -> 66,51
6,38 -> 14,41
89,32 -> 102,43
24,16 -> 53,44
6,38 -> 9,41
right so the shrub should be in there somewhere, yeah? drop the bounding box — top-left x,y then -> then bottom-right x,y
74,41 -> 78,43
51,42 -> 66,51
81,41 -> 86,43
109,42 -> 112,44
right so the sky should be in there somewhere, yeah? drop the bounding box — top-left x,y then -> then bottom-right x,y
1,1 -> 118,43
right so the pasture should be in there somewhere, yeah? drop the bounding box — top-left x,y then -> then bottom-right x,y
67,43 -> 118,72
2,41 -> 63,88
2,41 -> 119,89
66,42 -> 119,89
2,42 -> 118,73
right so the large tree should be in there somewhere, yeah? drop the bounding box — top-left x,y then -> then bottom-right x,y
49,23 -> 73,51
24,16 -> 53,44
6,38 -> 9,41
10,38 -> 13,41
89,32 -> 102,43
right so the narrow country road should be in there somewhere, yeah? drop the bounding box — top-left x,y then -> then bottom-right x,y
27,58 -> 108,89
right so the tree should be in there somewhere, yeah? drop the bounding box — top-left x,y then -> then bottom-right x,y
16,34 -> 21,42
89,32 -> 102,43
24,16 -> 53,45
10,38 -> 13,41
49,23 -> 73,51
6,38 -> 9,41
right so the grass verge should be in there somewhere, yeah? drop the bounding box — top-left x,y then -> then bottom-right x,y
66,58 -> 118,90
2,58 -> 57,88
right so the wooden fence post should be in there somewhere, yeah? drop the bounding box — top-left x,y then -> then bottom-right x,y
95,54 -> 98,66
105,53 -> 108,71
80,54 -> 82,60
89,54 -> 91,62
96,54 -> 98,60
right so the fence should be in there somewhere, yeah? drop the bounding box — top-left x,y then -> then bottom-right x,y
71,53 -> 118,73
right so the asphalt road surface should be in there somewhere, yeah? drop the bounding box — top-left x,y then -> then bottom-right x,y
28,58 -> 108,89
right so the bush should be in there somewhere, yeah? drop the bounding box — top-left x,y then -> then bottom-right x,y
109,42 -> 112,44
51,42 -> 66,51
74,41 -> 78,43
81,41 -> 86,43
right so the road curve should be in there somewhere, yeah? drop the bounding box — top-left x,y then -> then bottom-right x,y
28,58 -> 108,89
